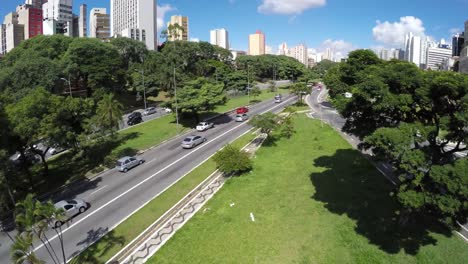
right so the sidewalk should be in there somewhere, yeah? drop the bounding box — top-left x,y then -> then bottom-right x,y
107,132 -> 268,264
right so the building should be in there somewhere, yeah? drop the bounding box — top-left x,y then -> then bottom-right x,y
404,33 -> 422,67
210,28 -> 228,49
231,50 -> 246,60
89,8 -> 110,40
79,4 -> 86,37
322,48 -> 333,61
111,0 -> 158,50
248,30 -> 265,55
0,12 -> 25,54
307,57 -> 316,68
290,44 -> 308,66
426,45 -> 453,70
458,21 -> 468,73
42,0 -> 74,36
277,42 -> 289,56
25,0 -> 48,8
16,4 -> 43,40
167,15 -> 188,41
452,33 -> 464,57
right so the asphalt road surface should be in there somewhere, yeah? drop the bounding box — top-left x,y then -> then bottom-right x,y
0,94 -> 297,263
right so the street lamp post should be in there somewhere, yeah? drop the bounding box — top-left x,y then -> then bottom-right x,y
247,65 -> 250,99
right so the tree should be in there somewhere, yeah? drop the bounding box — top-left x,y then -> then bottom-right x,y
279,115 -> 295,139
176,77 -> 226,122
109,37 -> 148,69
326,53 -> 468,226
213,144 -> 252,175
250,86 -> 261,100
11,232 -> 44,264
311,59 -> 336,77
248,112 -> 279,135
94,93 -> 123,135
290,82 -> 309,104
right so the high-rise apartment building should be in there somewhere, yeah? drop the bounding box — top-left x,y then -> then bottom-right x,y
0,12 -> 25,54
277,42 -> 289,56
404,32 -> 422,67
426,45 -> 453,70
16,4 -> 43,39
323,48 -> 333,61
248,30 -> 265,56
79,4 -> 87,37
291,44 -> 308,66
167,15 -> 189,41
26,0 -> 48,8
458,21 -> 468,73
210,28 -> 228,49
89,8 -> 110,40
111,0 -> 157,50
42,0 -> 74,36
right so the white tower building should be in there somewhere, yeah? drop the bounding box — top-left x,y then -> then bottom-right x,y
210,28 -> 229,49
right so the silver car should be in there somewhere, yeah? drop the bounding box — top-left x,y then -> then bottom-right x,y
53,198 -> 89,228
181,135 -> 206,149
143,107 -> 157,116
116,156 -> 145,172
235,114 -> 249,122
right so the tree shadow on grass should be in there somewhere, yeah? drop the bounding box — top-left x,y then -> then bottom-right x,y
69,228 -> 125,264
310,148 -> 452,255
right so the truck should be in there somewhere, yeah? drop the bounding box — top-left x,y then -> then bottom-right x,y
196,122 -> 214,131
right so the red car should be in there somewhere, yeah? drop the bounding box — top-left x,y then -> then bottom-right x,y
236,106 -> 249,114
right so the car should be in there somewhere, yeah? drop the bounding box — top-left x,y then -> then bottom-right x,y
163,107 -> 173,113
181,135 -> 206,149
196,122 -> 214,131
116,156 -> 145,172
235,113 -> 249,122
11,151 -> 40,166
236,106 -> 249,114
53,198 -> 89,228
274,94 -> 282,103
143,107 -> 157,116
49,146 -> 66,155
127,111 -> 143,126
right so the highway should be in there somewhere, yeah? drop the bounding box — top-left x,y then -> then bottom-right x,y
0,94 -> 296,263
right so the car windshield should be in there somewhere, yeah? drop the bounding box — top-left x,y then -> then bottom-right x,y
198,123 -> 204,126
183,138 -> 192,142
116,161 -> 122,166
66,200 -> 77,204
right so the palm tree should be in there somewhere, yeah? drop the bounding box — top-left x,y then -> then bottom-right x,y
39,202 -> 67,264
95,93 -> 123,135
11,232 -> 44,264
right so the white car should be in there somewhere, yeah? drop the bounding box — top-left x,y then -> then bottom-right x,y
235,114 -> 249,122
53,198 -> 89,228
143,107 -> 157,116
196,122 -> 214,131
163,107 -> 173,113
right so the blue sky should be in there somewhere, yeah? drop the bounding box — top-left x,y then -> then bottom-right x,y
2,0 -> 468,57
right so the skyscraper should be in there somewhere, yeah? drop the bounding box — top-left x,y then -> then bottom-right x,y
79,4 -> 87,37
167,15 -> 189,41
210,28 -> 228,49
452,33 -> 464,57
0,12 -> 24,54
26,0 -> 48,9
111,0 -> 157,50
404,32 -> 423,67
248,30 -> 265,56
17,3 -> 43,39
89,8 -> 110,40
290,44 -> 308,66
42,0 -> 74,36
426,45 -> 453,70
277,42 -> 289,56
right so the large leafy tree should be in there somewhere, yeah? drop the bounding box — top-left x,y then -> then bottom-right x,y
109,37 -> 148,69
94,93 -> 123,135
290,82 -> 309,103
176,77 -> 226,122
213,144 -> 252,175
324,50 -> 468,226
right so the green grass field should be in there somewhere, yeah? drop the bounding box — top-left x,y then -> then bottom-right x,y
71,130 -> 257,263
148,115 -> 468,264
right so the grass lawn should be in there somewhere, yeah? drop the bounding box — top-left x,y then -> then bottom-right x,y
216,88 -> 289,114
71,130 -> 257,263
148,115 -> 468,264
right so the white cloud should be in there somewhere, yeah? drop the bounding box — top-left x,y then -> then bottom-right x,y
190,38 -> 200,42
258,0 -> 326,15
157,4 -> 175,33
372,16 -> 425,46
450,27 -> 462,34
317,39 -> 357,60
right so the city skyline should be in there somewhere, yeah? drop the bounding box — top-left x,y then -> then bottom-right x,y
1,0 -> 468,58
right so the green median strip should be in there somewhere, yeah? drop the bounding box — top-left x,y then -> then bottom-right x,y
70,130 -> 257,263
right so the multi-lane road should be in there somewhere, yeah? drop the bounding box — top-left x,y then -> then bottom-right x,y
0,94 -> 296,263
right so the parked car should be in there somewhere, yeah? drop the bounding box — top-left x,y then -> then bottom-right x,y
127,112 -> 143,126
11,151 -> 40,166
236,106 -> 249,114
143,107 -> 157,116
49,146 -> 66,155
163,107 -> 173,113
116,156 -> 145,172
235,114 -> 249,122
53,198 -> 89,228
196,122 -> 214,131
181,135 -> 207,149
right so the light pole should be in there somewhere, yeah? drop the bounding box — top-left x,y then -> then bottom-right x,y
247,65 -> 251,99
173,62 -> 186,132
60,75 -> 72,97
135,68 -> 147,110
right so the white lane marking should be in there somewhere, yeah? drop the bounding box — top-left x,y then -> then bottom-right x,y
34,96 -> 296,255
89,185 -> 107,196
